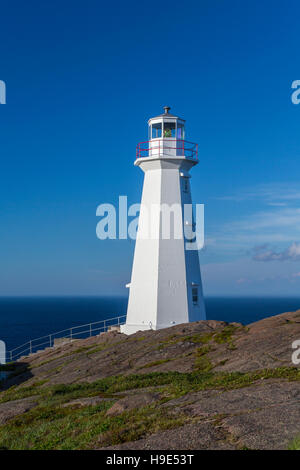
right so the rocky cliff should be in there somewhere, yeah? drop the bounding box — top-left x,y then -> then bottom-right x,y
1,309 -> 300,450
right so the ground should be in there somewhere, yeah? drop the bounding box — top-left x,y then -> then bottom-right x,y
0,309 -> 300,450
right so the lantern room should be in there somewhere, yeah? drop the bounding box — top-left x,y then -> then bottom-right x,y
136,107 -> 198,160
148,106 -> 185,140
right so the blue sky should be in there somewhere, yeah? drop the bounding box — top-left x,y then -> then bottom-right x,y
0,0 -> 300,296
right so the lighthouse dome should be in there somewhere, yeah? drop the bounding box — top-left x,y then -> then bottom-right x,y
149,106 -> 185,120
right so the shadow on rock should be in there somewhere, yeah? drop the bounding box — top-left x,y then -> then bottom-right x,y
0,362 -> 33,391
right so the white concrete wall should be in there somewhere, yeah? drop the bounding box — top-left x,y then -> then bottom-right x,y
149,138 -> 178,158
121,155 -> 206,335
124,164 -> 161,333
156,167 -> 189,328
181,174 -> 206,322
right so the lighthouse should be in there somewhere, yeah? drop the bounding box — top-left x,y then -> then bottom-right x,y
121,107 -> 206,335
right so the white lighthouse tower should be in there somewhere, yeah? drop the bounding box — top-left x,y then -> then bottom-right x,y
121,107 -> 206,335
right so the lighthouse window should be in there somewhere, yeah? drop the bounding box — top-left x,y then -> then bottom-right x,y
152,123 -> 162,138
177,123 -> 185,140
163,122 -> 176,138
192,287 -> 198,305
182,178 -> 189,193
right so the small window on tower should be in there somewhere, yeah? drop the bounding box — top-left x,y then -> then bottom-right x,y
183,178 -> 189,193
192,287 -> 198,305
152,123 -> 162,138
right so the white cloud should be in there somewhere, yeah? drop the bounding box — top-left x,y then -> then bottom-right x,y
215,183 -> 300,205
205,206 -> 300,256
252,242 -> 300,262
201,183 -> 300,293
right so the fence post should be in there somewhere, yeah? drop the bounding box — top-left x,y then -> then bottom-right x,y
10,351 -> 12,362
49,334 -> 52,348
29,340 -> 32,355
90,323 -> 92,337
104,320 -> 106,332
70,328 -> 73,340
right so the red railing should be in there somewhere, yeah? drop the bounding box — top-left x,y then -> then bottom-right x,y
136,139 -> 198,160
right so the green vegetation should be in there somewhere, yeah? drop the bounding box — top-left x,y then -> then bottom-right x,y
0,399 -> 183,450
0,380 -> 49,403
194,346 -> 213,372
157,331 -> 214,349
2,366 -> 300,405
213,325 -> 238,350
288,435 -> 300,450
0,319 -> 297,450
156,324 -> 240,352
128,336 -> 146,342
0,366 -> 300,449
213,325 -> 237,344
86,345 -> 107,355
182,332 -> 214,344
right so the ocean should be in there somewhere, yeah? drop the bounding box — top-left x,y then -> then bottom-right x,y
0,296 -> 300,352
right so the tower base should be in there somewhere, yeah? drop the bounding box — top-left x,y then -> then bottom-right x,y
120,322 -> 177,336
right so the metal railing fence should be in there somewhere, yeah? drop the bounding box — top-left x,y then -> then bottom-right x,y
4,314 -> 126,363
136,139 -> 198,160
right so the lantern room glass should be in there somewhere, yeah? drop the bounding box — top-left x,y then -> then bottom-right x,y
177,123 -> 185,140
151,122 -> 162,138
149,120 -> 185,140
163,122 -> 176,138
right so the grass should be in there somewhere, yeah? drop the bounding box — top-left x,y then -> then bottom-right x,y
213,325 -> 238,344
0,380 -> 49,403
1,366 -> 300,405
194,346 -> 213,372
140,358 -> 172,369
86,345 -> 107,355
0,366 -> 299,449
128,336 -> 147,342
288,435 -> 300,450
182,332 -> 214,344
156,325 -> 240,352
157,331 -> 214,349
0,400 -> 113,450
0,394 -> 183,450
213,325 -> 238,350
0,403 -> 184,450
1,318 -> 298,450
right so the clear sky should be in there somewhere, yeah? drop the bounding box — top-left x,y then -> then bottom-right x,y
0,0 -> 300,296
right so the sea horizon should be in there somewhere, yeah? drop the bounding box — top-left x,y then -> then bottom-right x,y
1,295 -> 300,352
1,294 -> 300,299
